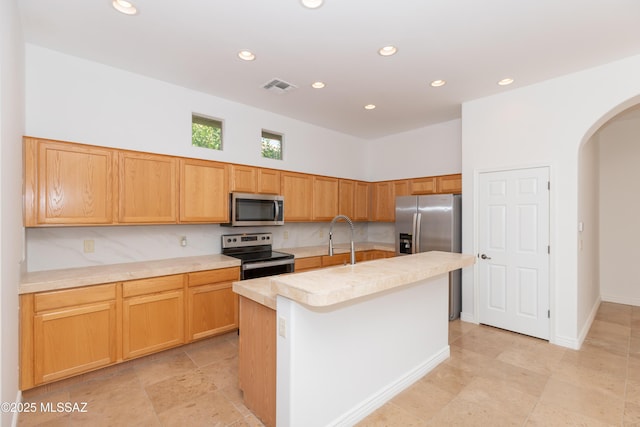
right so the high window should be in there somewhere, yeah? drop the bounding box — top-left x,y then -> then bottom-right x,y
261,130 -> 283,160
192,114 -> 223,150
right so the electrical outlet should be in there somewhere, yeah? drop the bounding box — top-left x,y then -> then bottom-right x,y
83,240 -> 95,253
283,230 -> 289,240
319,230 -> 324,238
278,316 -> 287,338
180,236 -> 187,247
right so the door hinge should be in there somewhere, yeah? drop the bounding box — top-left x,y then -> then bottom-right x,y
547,309 -> 550,318
547,181 -> 550,190
547,245 -> 550,254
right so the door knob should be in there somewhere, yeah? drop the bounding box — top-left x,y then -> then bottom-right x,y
480,254 -> 492,260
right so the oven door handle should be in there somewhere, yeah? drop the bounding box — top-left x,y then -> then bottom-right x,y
242,258 -> 294,270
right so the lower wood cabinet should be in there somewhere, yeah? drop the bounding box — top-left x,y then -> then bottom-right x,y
21,284 -> 118,389
20,267 -> 241,390
122,274 -> 185,360
238,296 -> 276,427
187,267 -> 240,341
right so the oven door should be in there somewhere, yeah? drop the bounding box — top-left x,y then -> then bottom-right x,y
231,193 -> 284,226
241,258 -> 294,280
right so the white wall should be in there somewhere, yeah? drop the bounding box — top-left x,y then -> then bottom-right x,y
577,131 -> 601,340
598,115 -> 640,306
367,119 -> 461,181
25,45 -> 370,181
461,53 -> 640,348
0,0 -> 25,423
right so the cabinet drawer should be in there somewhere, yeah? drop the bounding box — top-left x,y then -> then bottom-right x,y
322,253 -> 350,267
34,283 -> 116,312
123,274 -> 184,298
295,256 -> 322,271
187,267 -> 240,287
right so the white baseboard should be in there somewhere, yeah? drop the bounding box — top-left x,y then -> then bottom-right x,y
554,296 -> 601,350
460,312 -> 477,324
328,346 -> 450,427
601,294 -> 640,307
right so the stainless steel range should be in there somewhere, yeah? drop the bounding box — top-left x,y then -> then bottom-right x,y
221,232 -> 294,280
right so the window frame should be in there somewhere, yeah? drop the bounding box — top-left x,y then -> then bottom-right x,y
191,114 -> 224,151
261,129 -> 284,160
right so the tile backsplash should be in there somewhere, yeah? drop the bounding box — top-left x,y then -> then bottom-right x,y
26,222 -> 395,272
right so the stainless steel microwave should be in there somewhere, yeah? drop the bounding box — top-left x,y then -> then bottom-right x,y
227,192 -> 284,226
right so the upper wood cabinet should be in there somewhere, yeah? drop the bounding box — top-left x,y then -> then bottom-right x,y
230,164 -> 257,193
354,181 -> 371,221
410,174 -> 461,195
257,168 -> 281,194
24,137 -> 116,226
339,180 -> 370,222
313,176 -> 339,221
180,158 -> 229,223
410,177 -> 437,194
371,181 -> 396,222
281,171 -> 313,221
230,164 -> 281,195
436,174 -> 462,194
118,151 -> 177,223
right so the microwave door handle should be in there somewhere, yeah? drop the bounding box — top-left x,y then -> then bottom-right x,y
274,200 -> 280,221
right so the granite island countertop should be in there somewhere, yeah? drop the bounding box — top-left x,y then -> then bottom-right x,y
233,251 -> 475,309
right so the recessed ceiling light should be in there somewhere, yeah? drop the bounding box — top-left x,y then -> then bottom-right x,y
311,81 -> 325,89
238,50 -> 256,61
112,0 -> 137,15
430,79 -> 446,87
301,0 -> 323,9
364,104 -> 376,110
378,46 -> 398,57
498,78 -> 514,86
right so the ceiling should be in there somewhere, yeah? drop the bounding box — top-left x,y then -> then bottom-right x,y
18,0 -> 640,139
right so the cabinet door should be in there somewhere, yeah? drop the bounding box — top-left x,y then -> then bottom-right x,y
281,172 -> 313,221
230,164 -> 257,193
394,180 -> 410,197
294,256 -> 323,272
24,138 -> 116,226
371,181 -> 395,222
410,177 -> 437,195
34,301 -> 116,385
119,151 -> 177,223
436,174 -> 462,194
353,181 -> 370,221
257,168 -> 281,194
122,275 -> 185,359
180,158 -> 229,223
188,284 -> 238,341
313,176 -> 339,221
187,267 -> 240,341
338,179 -> 355,219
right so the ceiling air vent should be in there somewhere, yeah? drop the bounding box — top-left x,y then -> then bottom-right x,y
262,78 -> 297,94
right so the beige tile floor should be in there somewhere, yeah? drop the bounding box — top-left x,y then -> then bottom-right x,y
18,302 -> 640,426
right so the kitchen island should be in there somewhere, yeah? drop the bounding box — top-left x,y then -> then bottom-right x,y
233,251 -> 475,427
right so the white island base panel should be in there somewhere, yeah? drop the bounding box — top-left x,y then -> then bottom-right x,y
276,273 -> 449,427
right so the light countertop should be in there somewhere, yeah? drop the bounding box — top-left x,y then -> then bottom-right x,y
19,242 -> 395,295
20,255 -> 240,294
233,251 -> 475,309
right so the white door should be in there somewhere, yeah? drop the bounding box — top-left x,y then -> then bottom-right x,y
478,167 -> 550,340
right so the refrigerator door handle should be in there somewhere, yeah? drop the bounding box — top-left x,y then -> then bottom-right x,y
411,213 -> 418,254
415,212 -> 422,253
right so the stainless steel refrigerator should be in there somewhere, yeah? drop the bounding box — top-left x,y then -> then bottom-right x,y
395,194 -> 462,320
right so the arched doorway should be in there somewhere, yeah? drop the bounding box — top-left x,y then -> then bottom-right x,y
578,101 -> 640,317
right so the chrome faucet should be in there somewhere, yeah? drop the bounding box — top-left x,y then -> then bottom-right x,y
328,214 -> 356,265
